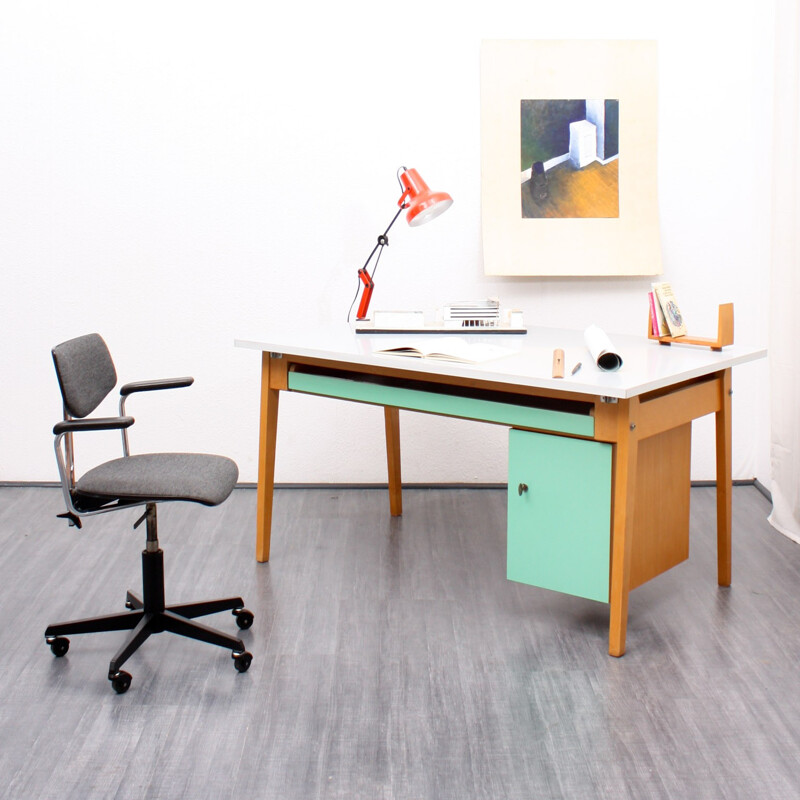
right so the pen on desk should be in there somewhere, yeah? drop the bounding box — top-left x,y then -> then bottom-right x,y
571,362 -> 582,376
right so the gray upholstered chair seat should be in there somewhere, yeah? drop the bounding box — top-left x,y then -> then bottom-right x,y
75,453 -> 238,507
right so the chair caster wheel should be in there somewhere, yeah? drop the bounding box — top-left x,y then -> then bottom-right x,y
233,651 -> 253,673
48,637 -> 70,657
110,670 -> 132,694
234,608 -> 254,630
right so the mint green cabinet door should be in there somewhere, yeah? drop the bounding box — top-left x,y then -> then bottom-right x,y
507,429 -> 612,603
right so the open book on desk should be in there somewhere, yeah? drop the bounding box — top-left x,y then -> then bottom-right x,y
373,338 -> 514,364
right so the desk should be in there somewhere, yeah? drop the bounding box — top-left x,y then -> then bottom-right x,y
235,326 -> 765,656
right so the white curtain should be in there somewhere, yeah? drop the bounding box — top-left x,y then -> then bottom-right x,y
768,0 -> 800,542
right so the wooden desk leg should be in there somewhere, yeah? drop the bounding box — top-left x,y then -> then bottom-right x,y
256,353 -> 281,563
715,369 -> 733,586
608,399 -> 639,657
384,406 -> 403,516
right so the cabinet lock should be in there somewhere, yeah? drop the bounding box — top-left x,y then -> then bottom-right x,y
518,483 -> 529,496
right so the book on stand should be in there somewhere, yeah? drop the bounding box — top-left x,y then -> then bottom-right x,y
651,282 -> 687,337
648,291 -> 664,336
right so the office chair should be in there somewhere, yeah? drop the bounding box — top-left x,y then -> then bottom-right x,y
45,333 -> 253,694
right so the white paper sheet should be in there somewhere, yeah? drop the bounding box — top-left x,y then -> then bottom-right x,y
584,324 -> 623,371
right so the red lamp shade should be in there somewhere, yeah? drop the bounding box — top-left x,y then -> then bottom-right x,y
398,168 -> 453,227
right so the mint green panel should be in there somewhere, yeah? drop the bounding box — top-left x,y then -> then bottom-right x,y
288,371 -> 593,437
507,429 -> 611,603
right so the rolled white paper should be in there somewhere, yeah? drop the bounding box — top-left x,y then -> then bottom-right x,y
584,324 -> 623,372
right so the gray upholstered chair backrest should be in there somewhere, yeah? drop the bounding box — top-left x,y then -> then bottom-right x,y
52,333 -> 117,418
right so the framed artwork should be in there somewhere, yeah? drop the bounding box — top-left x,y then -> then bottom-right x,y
481,40 -> 661,276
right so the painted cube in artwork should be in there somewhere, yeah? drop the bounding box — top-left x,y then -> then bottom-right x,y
569,119 -> 597,169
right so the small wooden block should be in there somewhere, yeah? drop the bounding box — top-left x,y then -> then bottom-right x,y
552,348 -> 565,378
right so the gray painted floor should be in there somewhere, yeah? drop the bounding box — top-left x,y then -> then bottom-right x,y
1,485 -> 798,799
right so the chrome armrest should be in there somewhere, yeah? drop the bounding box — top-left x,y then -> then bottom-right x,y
118,377 -> 194,455
53,416 -> 135,525
54,416 -> 135,435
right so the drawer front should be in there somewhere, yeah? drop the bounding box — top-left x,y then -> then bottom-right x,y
288,371 -> 594,437
507,428 -> 611,603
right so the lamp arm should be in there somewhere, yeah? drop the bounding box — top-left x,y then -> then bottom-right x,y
358,204 -> 405,273
352,204 -> 406,322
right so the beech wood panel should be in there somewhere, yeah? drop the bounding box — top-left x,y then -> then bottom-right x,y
636,376 -> 720,439
281,354 -> 599,406
629,424 -> 692,589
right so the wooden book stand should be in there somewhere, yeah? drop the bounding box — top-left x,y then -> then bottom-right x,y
648,302 -> 734,351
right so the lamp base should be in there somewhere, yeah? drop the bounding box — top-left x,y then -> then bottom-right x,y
354,321 -> 527,335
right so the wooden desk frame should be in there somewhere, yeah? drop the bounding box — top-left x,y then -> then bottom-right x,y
252,349 -> 733,657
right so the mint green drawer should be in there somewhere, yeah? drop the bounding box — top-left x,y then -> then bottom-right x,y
288,370 -> 594,436
507,428 -> 611,603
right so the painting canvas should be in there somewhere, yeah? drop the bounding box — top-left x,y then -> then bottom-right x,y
521,98 -> 619,219
481,40 -> 661,276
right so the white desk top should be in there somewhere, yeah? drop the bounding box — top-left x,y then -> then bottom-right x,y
235,325 -> 766,400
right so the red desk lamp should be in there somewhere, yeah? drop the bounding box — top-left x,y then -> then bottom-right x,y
351,167 -> 453,322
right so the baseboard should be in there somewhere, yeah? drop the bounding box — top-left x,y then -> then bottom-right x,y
249,480 -> 761,491
0,481 -> 62,488
753,478 -> 772,502
234,482 -> 509,491
690,479 -> 758,489
1,479 -> 765,492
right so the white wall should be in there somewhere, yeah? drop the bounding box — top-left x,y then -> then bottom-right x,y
0,0 -> 773,486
